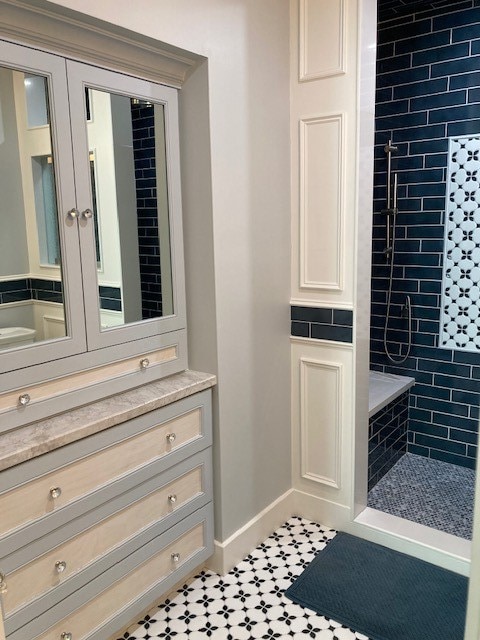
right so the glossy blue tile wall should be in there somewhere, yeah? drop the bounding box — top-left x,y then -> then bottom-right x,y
371,0 -> 480,469
368,391 -> 408,491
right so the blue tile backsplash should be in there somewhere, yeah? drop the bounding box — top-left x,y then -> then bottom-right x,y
371,0 -> 480,469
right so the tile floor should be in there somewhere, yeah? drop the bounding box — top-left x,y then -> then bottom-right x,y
367,452 -> 475,540
116,517 -> 369,640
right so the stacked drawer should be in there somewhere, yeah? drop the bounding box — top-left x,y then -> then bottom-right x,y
0,390 -> 213,640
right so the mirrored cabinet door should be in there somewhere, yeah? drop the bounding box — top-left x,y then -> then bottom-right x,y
66,61 -> 186,351
0,41 -> 86,373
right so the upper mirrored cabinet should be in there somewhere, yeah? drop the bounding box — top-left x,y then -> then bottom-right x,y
0,42 -> 185,373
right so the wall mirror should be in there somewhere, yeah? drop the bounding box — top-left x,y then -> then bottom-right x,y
83,87 -> 174,332
0,64 -> 68,352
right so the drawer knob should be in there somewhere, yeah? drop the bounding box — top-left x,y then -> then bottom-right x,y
168,494 -> 177,505
18,393 -> 31,407
55,560 -> 67,574
0,572 -> 7,594
171,552 -> 180,563
66,208 -> 79,220
81,208 -> 93,220
140,357 -> 150,369
166,433 -> 176,444
60,633 -> 73,640
50,487 -> 62,499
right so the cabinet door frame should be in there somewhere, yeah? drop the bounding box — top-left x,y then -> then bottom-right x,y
0,40 -> 87,374
66,61 -> 187,351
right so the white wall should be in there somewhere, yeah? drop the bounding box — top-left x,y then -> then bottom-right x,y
49,0 -> 292,543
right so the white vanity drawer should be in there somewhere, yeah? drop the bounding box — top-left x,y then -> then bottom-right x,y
2,461 -> 205,617
0,406 -> 203,540
31,507 -> 211,640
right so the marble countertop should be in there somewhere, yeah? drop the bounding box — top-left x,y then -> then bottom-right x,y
0,369 -> 216,472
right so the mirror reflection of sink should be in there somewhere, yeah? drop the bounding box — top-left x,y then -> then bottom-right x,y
0,327 -> 36,348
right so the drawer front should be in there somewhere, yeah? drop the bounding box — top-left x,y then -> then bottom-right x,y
0,407 -> 202,539
33,510 -> 210,640
2,463 -> 204,617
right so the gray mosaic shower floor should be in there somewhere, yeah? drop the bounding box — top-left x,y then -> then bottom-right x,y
367,453 -> 475,540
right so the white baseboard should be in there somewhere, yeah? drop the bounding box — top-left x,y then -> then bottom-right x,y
293,488 -> 351,530
207,489 -> 295,575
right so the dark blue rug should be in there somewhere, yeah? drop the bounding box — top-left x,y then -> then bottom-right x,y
285,532 -> 468,640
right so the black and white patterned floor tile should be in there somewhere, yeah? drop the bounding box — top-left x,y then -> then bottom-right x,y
117,517 -> 370,640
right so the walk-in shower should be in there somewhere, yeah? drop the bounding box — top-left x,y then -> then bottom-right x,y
367,0 -> 480,541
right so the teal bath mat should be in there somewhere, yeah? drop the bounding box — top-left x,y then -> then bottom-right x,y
285,532 -> 467,640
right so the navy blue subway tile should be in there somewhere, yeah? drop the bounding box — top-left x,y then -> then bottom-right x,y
413,43 -> 470,67
393,125 -> 447,143
376,87 -> 393,103
409,420 -> 449,439
408,182 -> 446,197
394,78 -> 448,100
415,433 -> 466,455
452,390 -> 480,406
0,279 -> 29,293
451,70 -> 480,89
434,7 -> 480,31
377,42 -> 395,60
333,309 -> 353,326
453,23 -> 480,43
435,373 -> 480,393
2,291 -> 31,303
378,54 -> 412,74
425,153 -> 449,168
311,324 -> 352,343
430,449 -> 476,469
291,306 -> 332,324
468,87 -> 480,102
411,90 -> 468,113
395,30 -> 450,55
377,112 -> 428,132
450,428 -> 478,445
377,66 -> 430,90
409,139 -> 449,155
429,103 -> 480,124
379,19 -> 433,45
431,54 -> 480,79
447,119 -> 480,136
375,100 -> 410,117
291,321 -> 309,338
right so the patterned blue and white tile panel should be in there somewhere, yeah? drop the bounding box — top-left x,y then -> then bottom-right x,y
440,135 -> 480,353
116,518 -> 369,640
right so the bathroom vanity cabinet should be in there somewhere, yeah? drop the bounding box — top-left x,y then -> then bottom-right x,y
0,3 -> 216,638
0,36 -> 188,431
0,372 -> 215,640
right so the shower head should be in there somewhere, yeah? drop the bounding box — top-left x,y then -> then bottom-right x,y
384,141 -> 398,154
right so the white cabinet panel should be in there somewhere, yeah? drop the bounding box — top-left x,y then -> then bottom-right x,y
292,338 -> 353,509
299,114 -> 345,292
299,0 -> 346,81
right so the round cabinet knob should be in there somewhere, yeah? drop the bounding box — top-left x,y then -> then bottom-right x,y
66,208 -> 79,220
55,560 -> 67,574
166,433 -> 176,444
171,552 -> 180,564
50,487 -> 62,500
81,208 -> 93,220
0,572 -> 7,594
60,633 -> 73,640
140,358 -> 150,370
18,393 -> 31,407
168,494 -> 177,505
